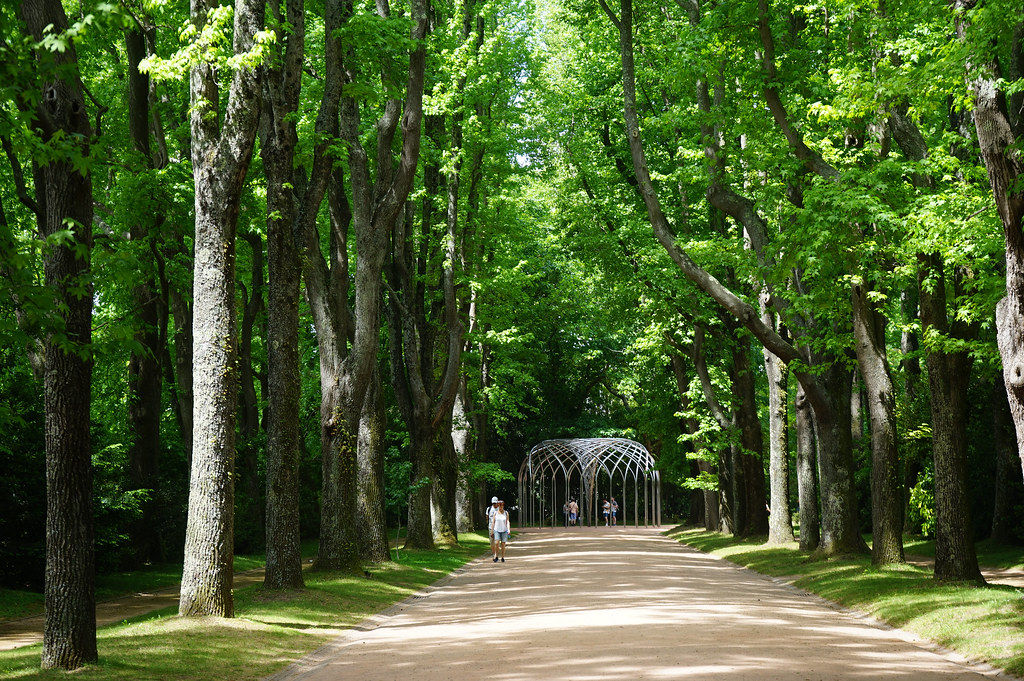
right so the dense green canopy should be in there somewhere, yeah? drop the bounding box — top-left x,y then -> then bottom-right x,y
1,0 -> 1023,670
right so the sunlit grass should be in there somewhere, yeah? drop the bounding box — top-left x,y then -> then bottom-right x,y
0,543 -> 321,622
667,526 -> 1024,676
0,533 -> 489,680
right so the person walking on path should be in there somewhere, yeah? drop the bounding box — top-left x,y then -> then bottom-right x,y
487,497 -> 499,558
490,501 -> 511,562
610,497 -> 618,526
602,499 -> 610,526
568,499 -> 579,526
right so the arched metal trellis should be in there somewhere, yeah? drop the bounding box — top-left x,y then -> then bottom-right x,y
517,438 -> 661,528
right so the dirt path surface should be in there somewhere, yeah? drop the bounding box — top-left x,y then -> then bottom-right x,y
0,567 -> 273,651
270,527 -> 1011,681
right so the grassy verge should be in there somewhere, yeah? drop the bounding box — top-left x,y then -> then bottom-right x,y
0,533 -> 489,680
900,536 -> 1024,570
0,543 -> 321,622
667,527 -> 1024,677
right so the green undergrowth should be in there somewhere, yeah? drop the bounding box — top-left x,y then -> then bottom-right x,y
667,527 -> 1024,677
0,533 -> 489,681
0,542 -> 318,623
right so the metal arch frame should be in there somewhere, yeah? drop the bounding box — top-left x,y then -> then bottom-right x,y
517,438 -> 661,528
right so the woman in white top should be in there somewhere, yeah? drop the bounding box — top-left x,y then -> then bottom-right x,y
490,501 -> 511,563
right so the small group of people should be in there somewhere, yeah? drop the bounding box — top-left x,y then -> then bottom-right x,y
602,497 -> 619,526
487,496 -> 511,563
562,499 -> 580,525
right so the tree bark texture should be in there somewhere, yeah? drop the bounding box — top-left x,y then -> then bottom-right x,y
811,360 -> 868,556
918,254 -> 984,583
851,282 -> 904,565
794,385 -> 820,551
433,420 -> 460,546
179,0 -> 264,617
260,5 -> 305,584
957,3 -> 1024,482
297,0 -> 427,570
20,0 -> 98,668
762,301 -> 794,544
357,369 -> 389,562
452,383 -> 475,533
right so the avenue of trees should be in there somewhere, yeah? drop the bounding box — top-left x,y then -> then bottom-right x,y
0,0 -> 1022,671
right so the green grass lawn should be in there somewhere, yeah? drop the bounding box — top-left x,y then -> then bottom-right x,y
899,536 -> 1024,570
0,544 -> 314,623
0,532 -> 489,680
667,527 -> 1024,677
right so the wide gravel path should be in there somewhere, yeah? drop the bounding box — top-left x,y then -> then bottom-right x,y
271,527 -> 1010,681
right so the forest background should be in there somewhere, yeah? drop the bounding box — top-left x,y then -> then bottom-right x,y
1,0 -> 1023,670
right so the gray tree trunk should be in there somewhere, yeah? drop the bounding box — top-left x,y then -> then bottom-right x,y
794,385 -> 819,551
357,369 -> 390,562
811,360 -> 868,556
762,299 -> 794,544
260,8 -> 305,585
21,0 -> 98,666
179,0 -> 264,617
957,2 -> 1024,483
851,282 -> 904,565
453,385 -> 475,533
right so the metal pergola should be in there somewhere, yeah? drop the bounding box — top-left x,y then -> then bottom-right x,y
517,438 -> 661,528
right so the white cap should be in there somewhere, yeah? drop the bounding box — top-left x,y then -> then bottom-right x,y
491,496 -> 499,503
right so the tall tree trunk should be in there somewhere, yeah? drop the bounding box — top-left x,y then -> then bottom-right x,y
404,424 -> 435,549
918,254 -> 984,583
851,282 -> 904,565
125,26 -> 163,566
20,0 -> 97,668
453,383 -> 475,533
357,368 -> 389,562
433,421 -> 459,545
179,0 -> 264,617
957,4 -> 1024,482
263,186 -> 304,585
795,385 -> 820,551
21,0 -> 98,666
812,359 -> 868,556
260,3 -> 305,584
762,298 -> 794,544
314,371 -> 361,570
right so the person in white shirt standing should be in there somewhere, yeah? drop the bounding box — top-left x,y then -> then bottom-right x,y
490,501 -> 511,563
487,496 -> 499,558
